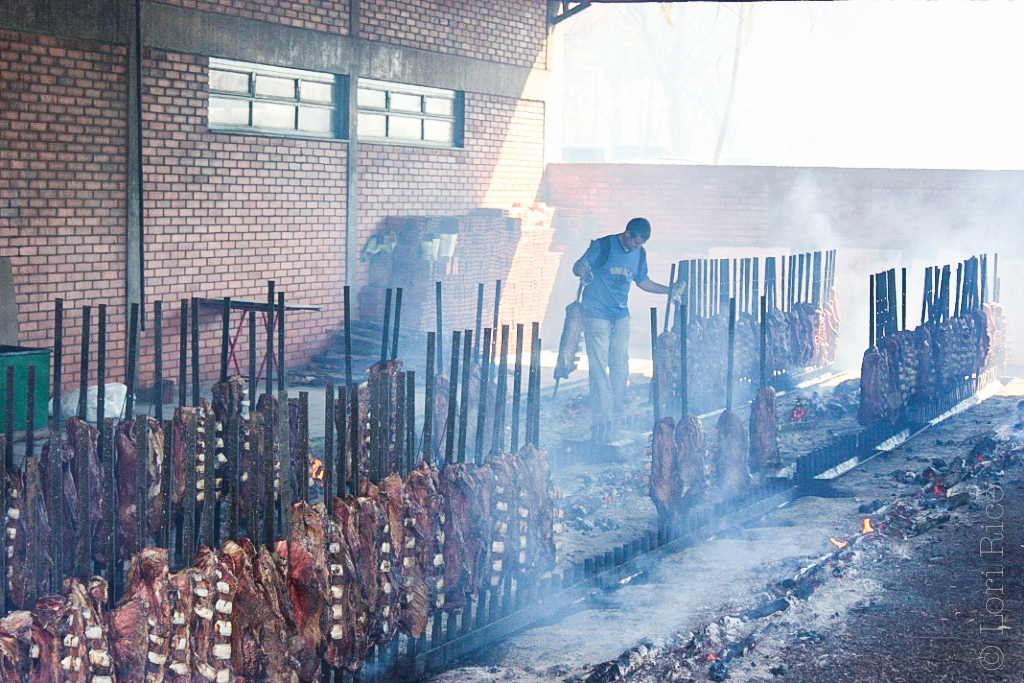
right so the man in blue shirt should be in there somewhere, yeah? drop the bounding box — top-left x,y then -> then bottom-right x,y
572,217 -> 678,443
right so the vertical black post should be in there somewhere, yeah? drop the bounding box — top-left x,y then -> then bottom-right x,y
248,310 -> 257,410
981,254 -> 988,304
444,331 -> 461,465
179,299 -> 188,407
4,368 -> 14,470
200,409 -> 216,549
277,292 -> 286,392
298,392 -> 309,502
266,281 -> 275,396
457,330 -> 473,463
679,304 -> 688,417
191,298 -> 200,406
887,269 -> 897,337
901,267 -> 908,331
343,285 -> 353,386
940,265 -> 951,323
103,411 -> 116,599
220,297 -> 231,381
161,417 -> 173,551
336,388 -> 347,499
349,384 -> 359,496
492,325 -> 509,454
405,371 -> 415,472
491,280 -> 501,363
759,296 -> 768,387
228,413 -> 240,540
423,333 -> 435,465
77,306 -> 91,421
870,274 -> 877,348
134,417 -> 148,553
812,251 -> 822,308
511,323 -> 524,454
474,328 -> 492,464
96,305 -> 106,458
125,302 -> 140,417
278,387 -> 292,537
183,408 -> 197,563
925,266 -> 933,325
993,253 -> 1000,303
380,288 -> 393,363
663,264 -> 675,333
75,412 -> 91,578
50,299 -> 64,582
435,282 -> 444,372
528,322 -> 541,446
154,300 -> 163,423
474,283 -> 485,363
25,366 -> 35,460
650,307 -> 660,421
391,287 -> 403,360
324,383 -> 334,505
954,262 -> 963,318
752,258 -> 759,318
51,299 -> 64,429
726,298 -> 736,412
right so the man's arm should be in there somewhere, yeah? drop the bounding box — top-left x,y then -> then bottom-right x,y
636,278 -> 669,295
637,278 -> 684,301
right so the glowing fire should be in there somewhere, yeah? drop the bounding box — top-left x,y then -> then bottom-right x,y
829,537 -> 848,549
311,458 -> 325,482
706,654 -> 717,661
791,405 -> 807,421
862,518 -> 874,534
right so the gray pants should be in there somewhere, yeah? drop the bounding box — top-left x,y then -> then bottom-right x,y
584,315 -> 631,428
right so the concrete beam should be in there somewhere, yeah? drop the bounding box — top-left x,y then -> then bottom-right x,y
142,1 -> 547,100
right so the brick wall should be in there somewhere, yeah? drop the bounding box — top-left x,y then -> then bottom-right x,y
0,29 -> 129,394
154,0 -> 351,35
360,0 -> 547,69
356,94 -> 548,323
140,48 -> 350,390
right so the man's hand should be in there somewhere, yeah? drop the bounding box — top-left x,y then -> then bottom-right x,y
669,280 -> 685,304
576,259 -> 594,285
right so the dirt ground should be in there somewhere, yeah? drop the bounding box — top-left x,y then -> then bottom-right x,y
427,378 -> 1024,683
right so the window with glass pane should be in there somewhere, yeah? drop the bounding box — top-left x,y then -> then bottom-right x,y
208,58 -> 344,138
356,78 -> 462,147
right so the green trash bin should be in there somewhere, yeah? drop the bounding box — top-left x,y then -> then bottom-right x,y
0,345 -> 51,432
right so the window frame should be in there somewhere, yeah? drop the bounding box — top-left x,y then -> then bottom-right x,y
356,77 -> 464,148
207,58 -> 348,140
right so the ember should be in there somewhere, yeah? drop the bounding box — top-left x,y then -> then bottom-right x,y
829,538 -> 847,549
310,458 -> 324,482
791,405 -> 807,421
861,518 -> 874,534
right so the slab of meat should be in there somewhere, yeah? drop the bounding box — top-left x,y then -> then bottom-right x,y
439,462 -> 492,609
221,538 -> 302,683
675,413 -> 708,510
323,497 -> 358,670
333,487 -> 392,671
164,559 -> 194,681
485,452 -> 521,588
107,547 -> 171,683
65,417 -> 106,565
553,299 -> 585,382
516,444 -> 557,577
748,386 -> 779,474
648,417 -> 680,524
29,594 -> 63,683
188,546 -> 237,683
715,410 -> 751,502
400,462 -> 445,630
273,502 -> 329,682
0,609 -> 32,680
115,416 -> 166,554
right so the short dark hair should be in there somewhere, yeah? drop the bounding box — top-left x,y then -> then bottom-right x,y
625,217 -> 651,240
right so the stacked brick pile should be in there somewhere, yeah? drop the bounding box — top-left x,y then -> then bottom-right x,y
359,204 -> 561,336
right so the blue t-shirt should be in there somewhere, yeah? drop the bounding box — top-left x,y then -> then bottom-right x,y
580,235 -> 648,320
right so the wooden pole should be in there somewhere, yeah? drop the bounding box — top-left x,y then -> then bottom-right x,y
650,307 -> 660,421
